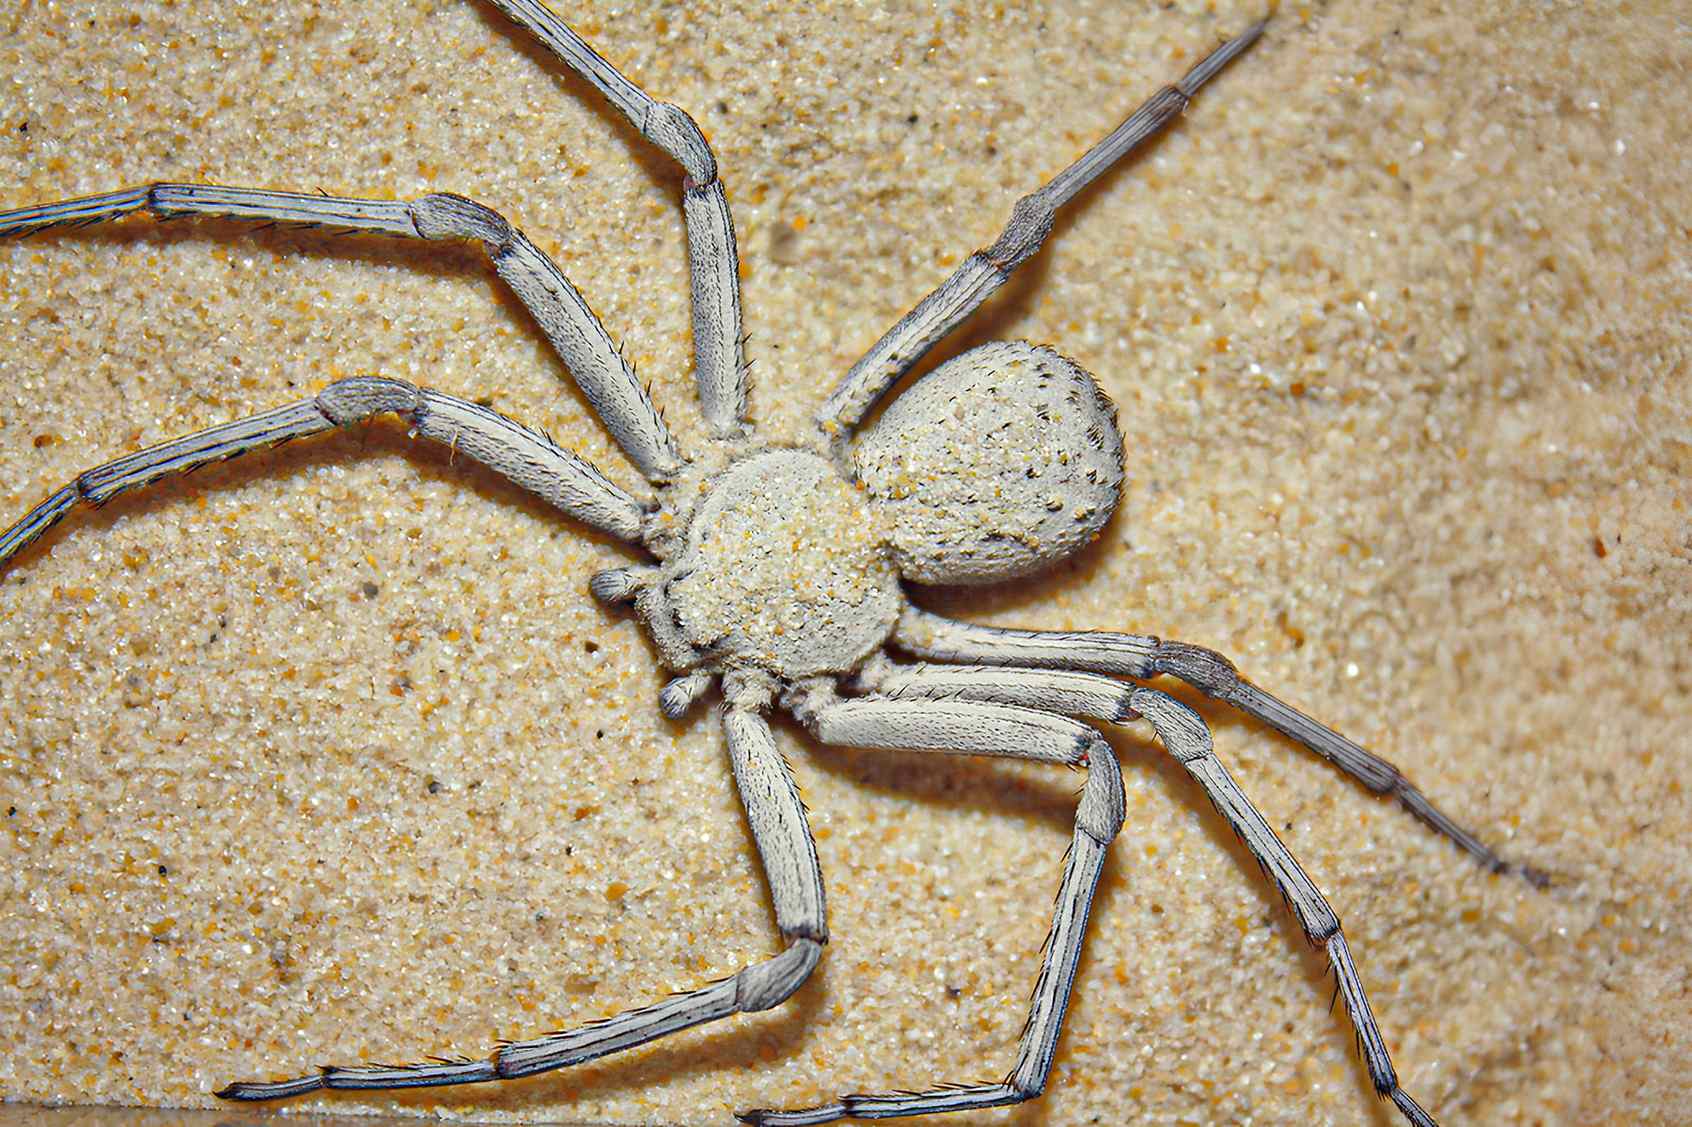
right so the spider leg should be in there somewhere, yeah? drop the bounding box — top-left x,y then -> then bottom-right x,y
486,0 -> 748,438
836,666 -> 1440,1127
220,671 -> 825,1101
892,606 -> 1539,884
743,689 -> 1122,1124
858,656 -> 1140,723
814,19 -> 1266,441
1128,689 -> 1439,1127
0,186 -> 683,481
0,375 -> 647,572
1150,638 -> 1546,884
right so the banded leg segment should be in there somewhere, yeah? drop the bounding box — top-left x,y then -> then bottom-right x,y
219,937 -> 824,1100
1128,688 -> 1437,1127
894,605 -> 1158,676
893,607 -> 1529,880
815,20 -> 1266,439
0,185 -> 683,481
860,657 -> 1140,724
220,676 -> 825,1100
745,691 -> 1123,1124
0,401 -> 334,569
0,375 -> 649,571
1150,639 -> 1539,882
487,0 -> 748,437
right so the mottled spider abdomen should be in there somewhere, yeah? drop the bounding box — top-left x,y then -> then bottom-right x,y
852,342 -> 1124,586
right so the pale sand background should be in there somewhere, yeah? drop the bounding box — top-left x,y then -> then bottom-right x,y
2,2 -> 1687,1125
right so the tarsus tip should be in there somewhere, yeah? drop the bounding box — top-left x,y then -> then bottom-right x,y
1179,14 -> 1271,94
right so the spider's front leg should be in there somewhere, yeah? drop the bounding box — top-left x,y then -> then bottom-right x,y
0,376 -> 649,570
219,671 -> 827,1101
0,186 -> 684,481
742,688 -> 1124,1125
485,0 -> 750,437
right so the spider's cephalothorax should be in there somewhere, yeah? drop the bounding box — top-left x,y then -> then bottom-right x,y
612,445 -> 906,681
0,6 -> 1529,1126
602,342 -> 1125,694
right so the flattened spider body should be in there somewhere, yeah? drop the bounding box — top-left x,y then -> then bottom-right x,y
0,5 -> 1531,1125
622,445 -> 906,679
608,342 -> 1125,687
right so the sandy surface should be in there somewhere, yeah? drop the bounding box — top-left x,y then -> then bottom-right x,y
2,2 -> 1687,1125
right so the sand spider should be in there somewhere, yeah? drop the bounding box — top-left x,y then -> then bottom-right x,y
0,3 -> 1533,1123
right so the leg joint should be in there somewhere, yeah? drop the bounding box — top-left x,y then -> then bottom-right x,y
644,102 -> 718,185
1008,1077 -> 1043,1102
1003,1060 -> 1049,1102
1151,640 -> 1240,697
1077,735 -> 1125,844
1306,911 -> 1341,945
316,376 -> 423,426
735,937 -> 822,1013
411,192 -> 513,249
984,193 -> 1056,271
588,565 -> 655,604
1129,687 -> 1214,763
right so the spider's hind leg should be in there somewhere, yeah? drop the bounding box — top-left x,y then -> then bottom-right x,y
813,18 -> 1266,440
831,666 -> 1444,1127
1128,688 -> 1441,1127
744,691 -> 1124,1125
892,606 -> 1541,885
1150,638 -> 1547,885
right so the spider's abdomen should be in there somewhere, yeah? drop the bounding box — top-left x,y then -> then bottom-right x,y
852,342 -> 1124,586
656,449 -> 902,678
